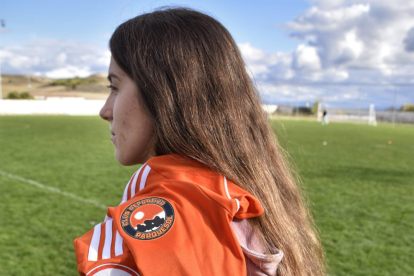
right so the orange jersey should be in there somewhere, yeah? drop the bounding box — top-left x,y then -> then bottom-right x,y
74,154 -> 272,275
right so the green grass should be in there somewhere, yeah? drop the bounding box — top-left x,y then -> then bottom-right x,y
0,116 -> 413,275
271,120 -> 414,276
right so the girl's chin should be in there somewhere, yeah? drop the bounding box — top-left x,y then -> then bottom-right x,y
115,151 -> 144,166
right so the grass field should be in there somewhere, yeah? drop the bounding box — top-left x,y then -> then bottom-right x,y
0,116 -> 413,276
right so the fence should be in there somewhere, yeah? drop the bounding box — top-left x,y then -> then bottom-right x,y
0,98 -> 105,115
324,108 -> 414,124
1,99 -> 413,124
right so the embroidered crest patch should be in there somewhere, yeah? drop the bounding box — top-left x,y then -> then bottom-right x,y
120,197 -> 175,240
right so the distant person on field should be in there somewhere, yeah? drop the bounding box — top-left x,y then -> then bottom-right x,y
322,110 -> 329,125
73,7 -> 325,276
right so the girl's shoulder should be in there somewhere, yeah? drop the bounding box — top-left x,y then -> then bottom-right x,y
74,154 -> 281,276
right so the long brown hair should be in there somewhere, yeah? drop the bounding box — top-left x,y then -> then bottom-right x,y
110,7 -> 325,276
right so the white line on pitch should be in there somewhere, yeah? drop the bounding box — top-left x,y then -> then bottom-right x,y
0,170 -> 107,210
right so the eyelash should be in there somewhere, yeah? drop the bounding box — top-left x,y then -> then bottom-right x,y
107,84 -> 118,93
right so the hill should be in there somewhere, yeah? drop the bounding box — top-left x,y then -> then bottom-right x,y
1,74 -> 110,100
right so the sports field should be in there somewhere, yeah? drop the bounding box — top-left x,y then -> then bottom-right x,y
0,116 -> 413,276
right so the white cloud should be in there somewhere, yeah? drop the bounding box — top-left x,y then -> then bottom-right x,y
309,0 -> 414,10
403,27 -> 414,52
238,42 -> 293,81
292,44 -> 321,72
288,1 -> 414,81
0,40 -> 110,78
56,52 -> 67,65
286,4 -> 370,32
237,0 -> 414,107
45,66 -> 93,79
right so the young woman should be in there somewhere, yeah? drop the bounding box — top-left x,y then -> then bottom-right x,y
74,7 -> 325,276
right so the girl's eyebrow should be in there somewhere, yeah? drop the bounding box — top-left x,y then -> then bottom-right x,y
107,73 -> 121,82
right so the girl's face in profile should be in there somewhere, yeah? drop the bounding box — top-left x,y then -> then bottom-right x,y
100,57 -> 155,165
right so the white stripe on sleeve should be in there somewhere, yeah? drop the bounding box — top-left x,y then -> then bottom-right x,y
121,176 -> 133,204
88,223 -> 102,261
224,176 -> 240,212
104,215 -> 111,222
114,230 -> 124,256
223,176 -> 231,199
102,220 -> 113,259
139,165 -> 152,191
130,165 -> 144,199
235,198 -> 240,212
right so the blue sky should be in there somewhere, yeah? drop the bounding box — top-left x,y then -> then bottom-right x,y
1,0 -> 414,108
1,0 -> 308,51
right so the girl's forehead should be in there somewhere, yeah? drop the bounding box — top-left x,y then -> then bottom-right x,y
108,57 -> 127,81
